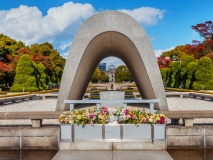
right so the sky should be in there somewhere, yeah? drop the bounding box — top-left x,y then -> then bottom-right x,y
0,0 -> 212,68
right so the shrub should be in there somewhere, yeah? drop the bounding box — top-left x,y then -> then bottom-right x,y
193,56 -> 213,90
10,55 -> 38,92
185,62 -> 198,89
166,61 -> 181,88
179,56 -> 195,88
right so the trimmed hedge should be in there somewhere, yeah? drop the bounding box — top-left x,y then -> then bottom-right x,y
193,56 -> 213,90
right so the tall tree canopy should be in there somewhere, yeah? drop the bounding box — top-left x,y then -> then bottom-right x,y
192,21 -> 213,40
10,54 -> 38,92
91,67 -> 109,83
162,45 -> 186,61
0,34 -> 65,90
115,65 -> 132,83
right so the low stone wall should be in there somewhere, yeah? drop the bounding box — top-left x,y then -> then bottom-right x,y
0,126 -> 59,149
1,125 -> 213,149
167,125 -> 213,148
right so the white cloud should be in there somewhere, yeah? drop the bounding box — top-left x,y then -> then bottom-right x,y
119,7 -> 165,25
60,42 -> 72,50
154,47 -> 175,57
0,3 -> 165,58
0,2 -> 95,45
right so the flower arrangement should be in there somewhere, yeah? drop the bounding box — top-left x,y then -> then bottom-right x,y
59,106 -> 111,126
59,106 -> 166,126
113,107 -> 166,125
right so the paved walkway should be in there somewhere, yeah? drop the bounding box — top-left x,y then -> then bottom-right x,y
52,150 -> 173,160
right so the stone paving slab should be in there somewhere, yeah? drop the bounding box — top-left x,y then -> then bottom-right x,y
52,150 -> 173,160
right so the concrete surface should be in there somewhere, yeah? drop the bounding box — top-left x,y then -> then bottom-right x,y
0,126 -> 59,149
52,150 -> 173,160
59,140 -> 166,150
57,10 -> 168,111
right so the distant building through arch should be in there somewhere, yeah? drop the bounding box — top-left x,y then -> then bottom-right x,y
107,65 -> 116,84
56,10 -> 168,111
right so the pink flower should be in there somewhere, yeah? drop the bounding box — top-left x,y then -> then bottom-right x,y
101,106 -> 108,115
130,114 -> 135,119
124,109 -> 129,115
89,114 -> 94,119
157,116 -> 165,124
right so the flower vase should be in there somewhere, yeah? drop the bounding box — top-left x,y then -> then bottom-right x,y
153,124 -> 166,140
122,124 -> 152,140
104,124 -> 121,140
73,124 -> 103,141
60,124 -> 72,140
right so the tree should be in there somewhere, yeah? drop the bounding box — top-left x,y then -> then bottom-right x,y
162,45 -> 186,61
10,54 -> 38,92
185,21 -> 213,59
49,51 -> 66,83
185,62 -> 198,89
99,71 -> 109,83
160,68 -> 169,85
115,65 -> 132,83
192,21 -> 213,40
166,62 -> 181,88
184,40 -> 207,59
157,56 -> 172,68
0,34 -> 65,87
179,56 -> 195,88
207,52 -> 213,61
35,62 -> 48,90
91,67 -> 100,83
193,56 -> 213,90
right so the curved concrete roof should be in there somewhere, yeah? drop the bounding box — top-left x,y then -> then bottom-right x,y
56,10 -> 168,111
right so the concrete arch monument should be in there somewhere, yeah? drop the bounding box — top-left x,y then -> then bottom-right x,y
56,10 -> 168,111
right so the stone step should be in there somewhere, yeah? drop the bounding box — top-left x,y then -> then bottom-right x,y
59,140 -> 166,150
52,150 -> 173,160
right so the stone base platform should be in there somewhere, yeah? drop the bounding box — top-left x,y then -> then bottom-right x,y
0,126 -> 59,149
52,150 -> 173,160
167,125 -> 213,148
59,140 -> 166,150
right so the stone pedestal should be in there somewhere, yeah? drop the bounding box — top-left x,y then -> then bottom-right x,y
100,91 -> 124,113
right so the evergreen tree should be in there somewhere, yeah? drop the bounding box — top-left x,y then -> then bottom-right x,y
179,56 -> 195,88
160,68 -> 169,85
185,62 -> 198,89
10,54 -> 38,92
115,65 -> 132,83
166,62 -> 181,88
35,62 -> 47,90
193,56 -> 213,90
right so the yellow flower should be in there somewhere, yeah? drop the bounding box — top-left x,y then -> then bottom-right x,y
77,115 -> 82,119
139,114 -> 144,119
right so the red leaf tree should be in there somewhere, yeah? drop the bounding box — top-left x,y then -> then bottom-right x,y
192,21 -> 213,40
157,56 -> 172,68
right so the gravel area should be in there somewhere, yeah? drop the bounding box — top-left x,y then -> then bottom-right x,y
0,97 -> 213,125
167,97 -> 213,111
167,97 -> 213,124
0,99 -> 58,125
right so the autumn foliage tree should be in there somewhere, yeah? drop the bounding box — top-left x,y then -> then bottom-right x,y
157,56 -> 172,68
162,46 -> 186,61
0,34 -> 65,90
184,21 -> 213,59
192,21 -> 213,40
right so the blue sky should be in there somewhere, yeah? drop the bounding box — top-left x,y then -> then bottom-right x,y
0,0 -> 212,68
